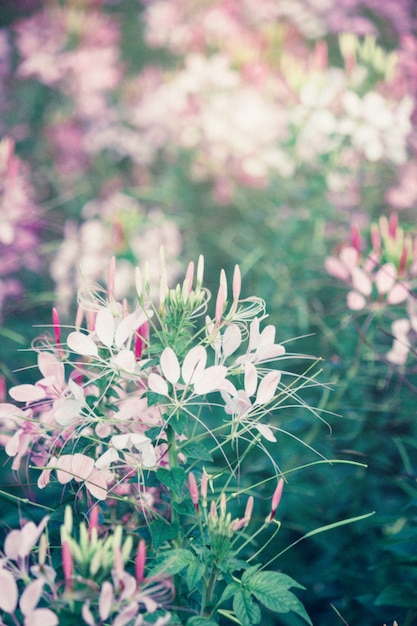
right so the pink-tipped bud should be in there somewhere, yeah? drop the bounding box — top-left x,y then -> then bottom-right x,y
399,243 -> 408,275
188,472 -> 199,512
244,496 -> 254,524
0,375 -> 6,403
269,478 -> 284,521
232,264 -> 241,302
210,500 -> 217,522
135,321 -> 149,360
200,471 -> 208,502
371,224 -> 381,252
350,224 -> 361,252
135,539 -> 146,587
62,540 -> 73,588
108,257 -> 116,302
52,307 -> 63,357
389,213 -> 398,239
89,506 -> 99,541
220,492 -> 227,516
314,40 -> 328,70
183,262 -> 194,295
113,544 -> 124,577
215,282 -> 226,324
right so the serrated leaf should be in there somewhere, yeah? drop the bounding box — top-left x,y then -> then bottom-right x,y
186,558 -> 205,591
180,441 -> 213,462
246,572 -> 312,625
149,519 -> 180,550
156,467 -> 186,498
233,589 -> 261,626
186,617 -> 218,626
376,583 -> 417,608
219,582 -> 239,605
148,548 -> 194,577
146,391 -> 169,408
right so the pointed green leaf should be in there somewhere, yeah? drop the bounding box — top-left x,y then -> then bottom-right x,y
186,558 -> 205,591
233,589 -> 261,626
219,581 -> 239,606
148,548 -> 194,578
245,571 -> 312,625
180,441 -> 213,462
186,617 -> 219,626
149,519 -> 180,550
156,466 -> 186,498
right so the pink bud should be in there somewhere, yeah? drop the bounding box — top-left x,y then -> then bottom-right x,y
89,506 -> 99,540
188,472 -> 199,512
52,307 -> 62,351
399,244 -> 408,275
314,40 -> 328,70
215,282 -> 226,324
200,471 -> 208,501
232,265 -> 241,302
62,540 -> 73,588
135,539 -> 146,587
108,257 -> 116,302
135,321 -> 149,360
389,213 -> 398,239
183,262 -> 194,294
350,224 -> 361,252
371,224 -> 381,252
269,478 -> 284,521
244,496 -> 254,523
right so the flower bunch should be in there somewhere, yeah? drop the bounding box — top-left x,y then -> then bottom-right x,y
0,507 -> 172,626
325,213 -> 416,312
0,253 -> 329,624
0,137 -> 43,321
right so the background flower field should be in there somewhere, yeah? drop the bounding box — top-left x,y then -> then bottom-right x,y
0,1 -> 417,625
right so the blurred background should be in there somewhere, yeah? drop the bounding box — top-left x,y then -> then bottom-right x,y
1,1 -> 417,624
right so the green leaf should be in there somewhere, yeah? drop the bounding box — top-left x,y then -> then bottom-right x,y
245,571 -> 312,625
149,519 -> 180,550
186,617 -> 219,626
156,466 -> 186,498
148,548 -> 194,577
180,441 -> 213,462
233,589 -> 261,626
146,391 -> 169,407
219,582 -> 240,606
376,583 -> 417,608
186,558 -> 205,591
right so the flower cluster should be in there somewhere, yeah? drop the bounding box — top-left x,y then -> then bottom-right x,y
0,508 -> 172,626
0,137 -> 43,321
0,254 -> 323,624
325,214 -> 416,311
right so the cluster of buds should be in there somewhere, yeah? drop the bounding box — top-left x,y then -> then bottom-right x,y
325,214 -> 416,311
0,510 -> 172,626
188,472 -> 284,562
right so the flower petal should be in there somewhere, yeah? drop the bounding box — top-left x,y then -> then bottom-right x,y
67,332 -> 98,357
24,608 -> 58,626
20,579 -> 44,615
160,347 -> 180,384
148,373 -> 169,396
375,263 -> 396,294
9,384 -> 46,403
222,324 -> 242,357
95,307 -> 115,347
0,569 -> 18,612
255,371 -> 281,405
244,361 -> 257,397
194,365 -> 228,395
182,345 -> 207,385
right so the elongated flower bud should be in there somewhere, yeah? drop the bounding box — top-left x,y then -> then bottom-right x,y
269,478 -> 284,521
62,540 -> 73,589
135,539 -> 146,587
188,472 -> 199,512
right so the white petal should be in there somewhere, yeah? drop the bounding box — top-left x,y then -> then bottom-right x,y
244,361 -> 258,397
95,307 -> 115,347
67,332 -> 98,357
182,345 -> 207,384
375,263 -> 396,294
148,373 -> 169,396
0,569 -> 18,612
20,579 -> 44,615
255,371 -> 281,405
9,384 -> 46,403
160,347 -> 180,384
351,267 -> 372,296
347,290 -> 366,311
222,325 -> 242,357
255,423 -> 277,442
194,365 -> 228,395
